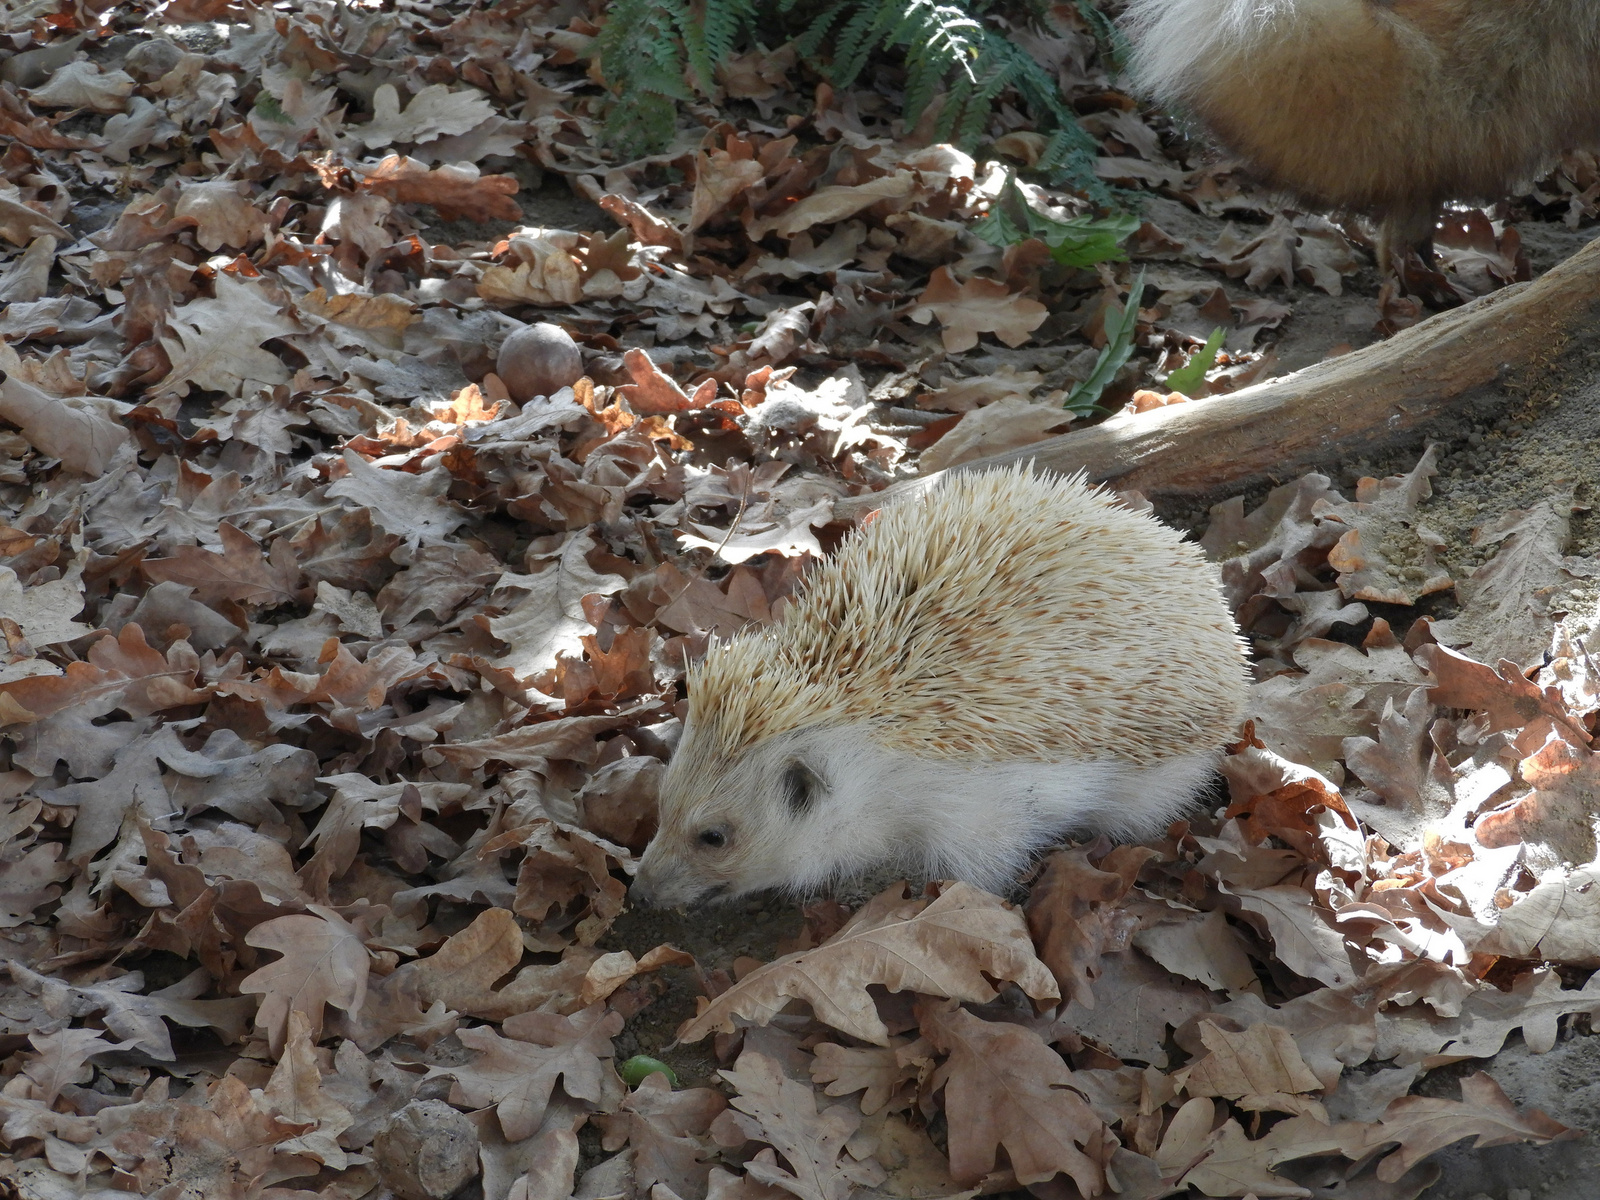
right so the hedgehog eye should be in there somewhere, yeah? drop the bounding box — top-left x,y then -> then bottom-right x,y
698,828 -> 727,849
782,761 -> 822,815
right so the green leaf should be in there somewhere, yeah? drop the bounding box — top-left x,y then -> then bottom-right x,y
974,175 -> 1138,267
1063,270 -> 1146,416
1164,327 -> 1226,397
619,1055 -> 679,1087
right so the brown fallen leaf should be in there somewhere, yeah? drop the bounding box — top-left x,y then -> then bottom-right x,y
596,1072 -> 728,1200
0,370 -> 133,476
809,1040 -> 922,1116
919,999 -> 1105,1192
143,522 -> 301,607
153,273 -> 298,399
1430,498 -> 1584,672
677,882 -> 1058,1046
1024,844 -> 1156,1006
1474,731 -> 1600,862
1157,1100 -> 1361,1198
239,905 -> 371,1055
1315,448 -> 1453,605
906,266 -> 1050,353
100,1074 -> 317,1196
746,171 -> 919,239
1060,947 -> 1215,1068
22,1027 -> 133,1106
1469,864 -> 1600,965
0,624 -> 204,727
916,396 -> 1074,472
615,347 -> 721,414
357,154 -> 522,223
438,1004 -> 623,1141
711,1048 -> 885,1200
1231,884 -> 1358,989
1175,1021 -> 1325,1112
1418,643 -> 1589,752
1362,1071 -> 1578,1183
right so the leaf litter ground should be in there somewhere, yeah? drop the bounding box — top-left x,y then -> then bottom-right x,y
4,5 -> 1600,1200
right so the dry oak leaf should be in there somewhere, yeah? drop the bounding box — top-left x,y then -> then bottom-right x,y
615,347 -> 721,414
809,1040 -> 922,1115
917,396 -> 1074,473
919,999 -> 1104,1192
0,370 -> 132,476
1472,863 -> 1600,965
907,266 -> 1049,353
326,449 -> 467,547
431,712 -> 633,772
1430,499 -> 1584,672
0,624 -> 203,726
487,530 -> 629,679
1232,884 -> 1357,988
596,1071 -> 728,1200
1157,1100 -> 1360,1198
355,82 -> 498,147
154,273 -> 298,399
1175,1021 -> 1324,1111
439,1003 -> 623,1140
1473,730 -> 1600,864
713,1048 -> 885,1200
27,59 -> 136,111
173,179 -> 270,252
22,1027 -> 133,1105
1416,643 -> 1589,752
509,1129 -> 581,1200
1363,1071 -> 1577,1183
1315,447 -> 1452,605
1132,908 -> 1259,995
746,171 -> 919,239
108,1074 -> 317,1197
240,905 -> 371,1056
581,944 -> 695,1006
298,285 -> 418,341
143,522 -> 301,607
0,565 -> 91,647
0,841 -> 74,926
261,1009 -> 354,1168
1059,947 -> 1214,1069
359,154 -> 521,224
1025,844 -> 1156,1007
677,881 -> 1059,1046
1372,969 -> 1600,1068
394,905 -> 600,1021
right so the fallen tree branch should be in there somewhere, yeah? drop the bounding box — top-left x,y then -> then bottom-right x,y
837,236 -> 1600,521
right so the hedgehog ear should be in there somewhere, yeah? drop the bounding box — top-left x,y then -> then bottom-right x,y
781,760 -> 823,815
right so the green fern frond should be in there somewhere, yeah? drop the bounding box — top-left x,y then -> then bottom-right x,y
592,0 -> 1124,203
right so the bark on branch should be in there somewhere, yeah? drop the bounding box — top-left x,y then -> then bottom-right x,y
836,236 -> 1600,522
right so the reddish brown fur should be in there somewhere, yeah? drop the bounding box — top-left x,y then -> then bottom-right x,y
1127,0 -> 1600,254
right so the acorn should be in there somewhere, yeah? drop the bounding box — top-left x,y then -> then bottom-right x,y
496,321 -> 583,403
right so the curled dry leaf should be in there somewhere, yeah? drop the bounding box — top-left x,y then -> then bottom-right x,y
677,882 -> 1058,1046
1315,447 -> 1452,606
1024,843 -> 1156,1006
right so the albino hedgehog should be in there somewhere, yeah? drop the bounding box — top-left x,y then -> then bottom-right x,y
630,466 -> 1250,907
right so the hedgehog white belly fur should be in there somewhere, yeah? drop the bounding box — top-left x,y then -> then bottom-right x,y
630,466 -> 1250,907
